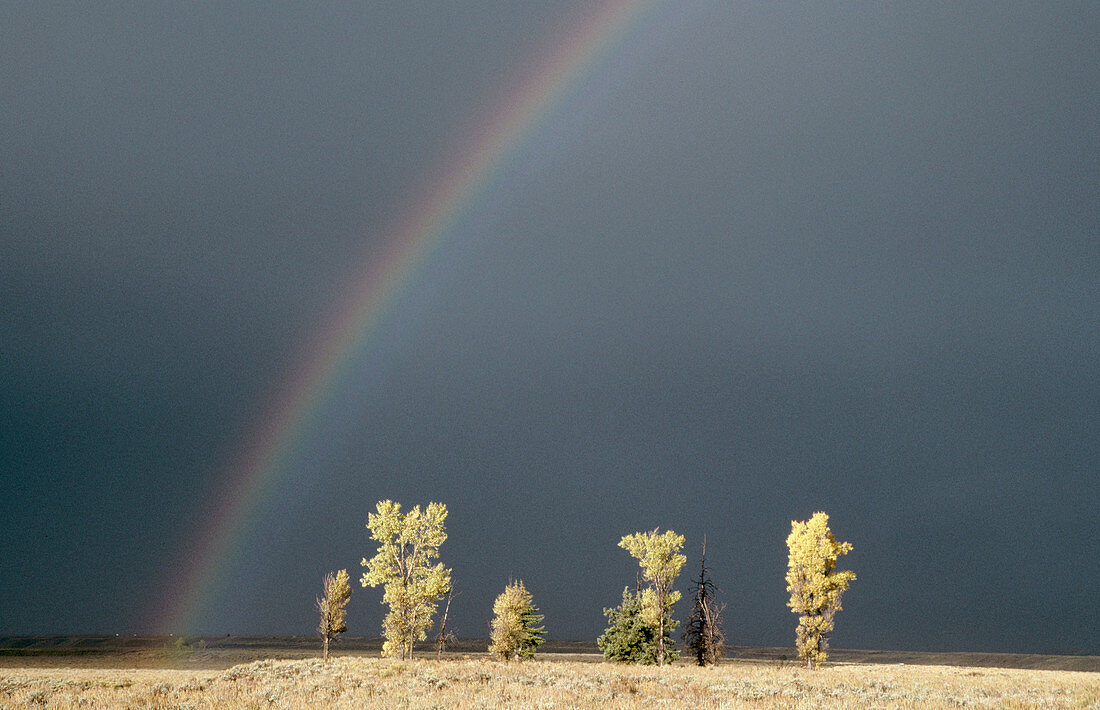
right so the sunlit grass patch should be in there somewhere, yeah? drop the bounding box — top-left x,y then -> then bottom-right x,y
0,655 -> 1097,708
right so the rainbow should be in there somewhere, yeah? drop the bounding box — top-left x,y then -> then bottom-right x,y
155,0 -> 667,633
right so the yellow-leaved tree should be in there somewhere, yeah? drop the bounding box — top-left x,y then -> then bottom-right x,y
361,500 -> 452,659
316,569 -> 351,662
618,528 -> 686,666
785,512 -> 855,668
488,580 -> 545,661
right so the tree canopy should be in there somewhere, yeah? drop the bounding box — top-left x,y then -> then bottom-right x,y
598,587 -> 677,664
786,512 -> 855,668
361,500 -> 452,659
488,580 -> 545,661
316,568 -> 351,662
618,529 -> 686,666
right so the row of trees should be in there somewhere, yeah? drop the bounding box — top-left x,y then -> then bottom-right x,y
317,501 -> 544,662
317,501 -> 855,669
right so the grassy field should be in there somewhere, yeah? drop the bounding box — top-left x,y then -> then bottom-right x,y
2,655 -> 1099,709
1,639 -> 1098,709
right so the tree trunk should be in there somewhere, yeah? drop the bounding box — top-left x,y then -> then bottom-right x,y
656,581 -> 666,667
322,636 -> 329,663
436,591 -> 453,661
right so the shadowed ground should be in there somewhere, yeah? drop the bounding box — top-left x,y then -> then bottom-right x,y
1,636 -> 1097,672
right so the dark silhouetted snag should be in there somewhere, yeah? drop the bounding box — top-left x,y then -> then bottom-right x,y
682,538 -> 725,666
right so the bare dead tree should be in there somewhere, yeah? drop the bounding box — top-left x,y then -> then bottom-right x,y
682,538 -> 726,666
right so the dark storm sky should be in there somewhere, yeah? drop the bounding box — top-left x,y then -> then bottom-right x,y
2,2 -> 1097,655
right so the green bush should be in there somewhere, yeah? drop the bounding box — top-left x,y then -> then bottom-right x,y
597,588 -> 678,664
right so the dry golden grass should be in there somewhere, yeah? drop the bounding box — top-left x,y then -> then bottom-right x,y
1,655 -> 1098,709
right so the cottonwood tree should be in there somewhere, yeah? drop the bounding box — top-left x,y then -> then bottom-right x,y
597,587 -> 675,664
361,500 -> 452,659
682,540 -> 725,666
785,512 -> 855,669
316,569 -> 351,662
618,528 -> 686,666
488,580 -> 545,661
